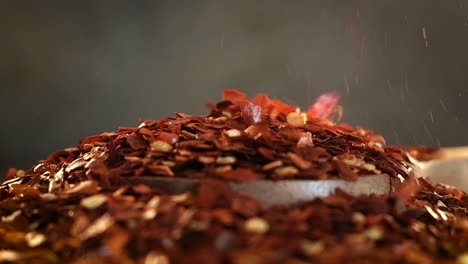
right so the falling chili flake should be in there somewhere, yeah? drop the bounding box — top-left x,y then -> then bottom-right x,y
306,92 -> 341,120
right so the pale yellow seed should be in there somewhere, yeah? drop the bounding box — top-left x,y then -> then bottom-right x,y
225,129 -> 242,138
262,160 -> 283,171
25,232 -> 46,247
411,221 -> 426,232
143,196 -> 161,220
286,112 -> 306,127
222,111 -> 232,118
150,140 -> 173,153
364,227 -> 382,241
352,212 -> 366,223
1,210 -> 21,223
80,194 -> 107,210
145,251 -> 170,264
301,240 -> 324,256
171,193 -> 190,203
361,163 -> 377,172
143,209 -> 158,220
245,217 -> 269,234
124,156 -> 142,162
457,253 -> 468,264
80,213 -> 114,241
216,156 -> 237,165
147,196 -> 161,208
213,116 -> 228,123
0,250 -> 21,262
40,193 -> 58,201
161,161 -> 176,167
273,166 -> 299,178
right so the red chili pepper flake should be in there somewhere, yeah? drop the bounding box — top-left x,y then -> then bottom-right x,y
5,168 -> 18,179
220,168 -> 260,182
157,132 -> 179,145
126,133 -> 148,150
222,89 -> 246,102
306,92 -> 341,120
1,89 -> 467,263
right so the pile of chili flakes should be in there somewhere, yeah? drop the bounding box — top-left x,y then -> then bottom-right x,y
0,90 -> 467,263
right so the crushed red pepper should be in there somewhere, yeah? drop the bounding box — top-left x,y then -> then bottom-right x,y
0,90 -> 467,263
4,89 -> 411,187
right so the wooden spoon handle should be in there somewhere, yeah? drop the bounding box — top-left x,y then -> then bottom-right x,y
127,174 -> 390,207
438,146 -> 468,160
407,146 -> 468,161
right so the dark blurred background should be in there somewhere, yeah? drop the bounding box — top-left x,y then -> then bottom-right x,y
1,1 -> 468,176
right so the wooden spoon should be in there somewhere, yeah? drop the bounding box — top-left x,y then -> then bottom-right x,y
129,146 -> 468,206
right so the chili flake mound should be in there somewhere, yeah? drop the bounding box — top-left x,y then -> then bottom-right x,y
1,89 -> 466,263
5,89 -> 410,190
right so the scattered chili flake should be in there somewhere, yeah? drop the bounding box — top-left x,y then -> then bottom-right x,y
306,92 -> 341,120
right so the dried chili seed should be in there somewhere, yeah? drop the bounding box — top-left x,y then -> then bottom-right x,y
244,217 -> 269,234
150,140 -> 173,153
79,213 -> 114,241
142,196 -> 160,220
216,156 -> 237,165
16,170 -> 26,177
224,129 -> 242,138
363,227 -> 383,241
25,232 -> 46,247
286,112 -> 306,127
145,251 -> 170,264
262,160 -> 283,171
458,253 -> 468,264
273,166 -> 299,178
351,212 -> 366,224
80,194 -> 107,210
301,240 -> 325,256
171,193 -> 190,203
